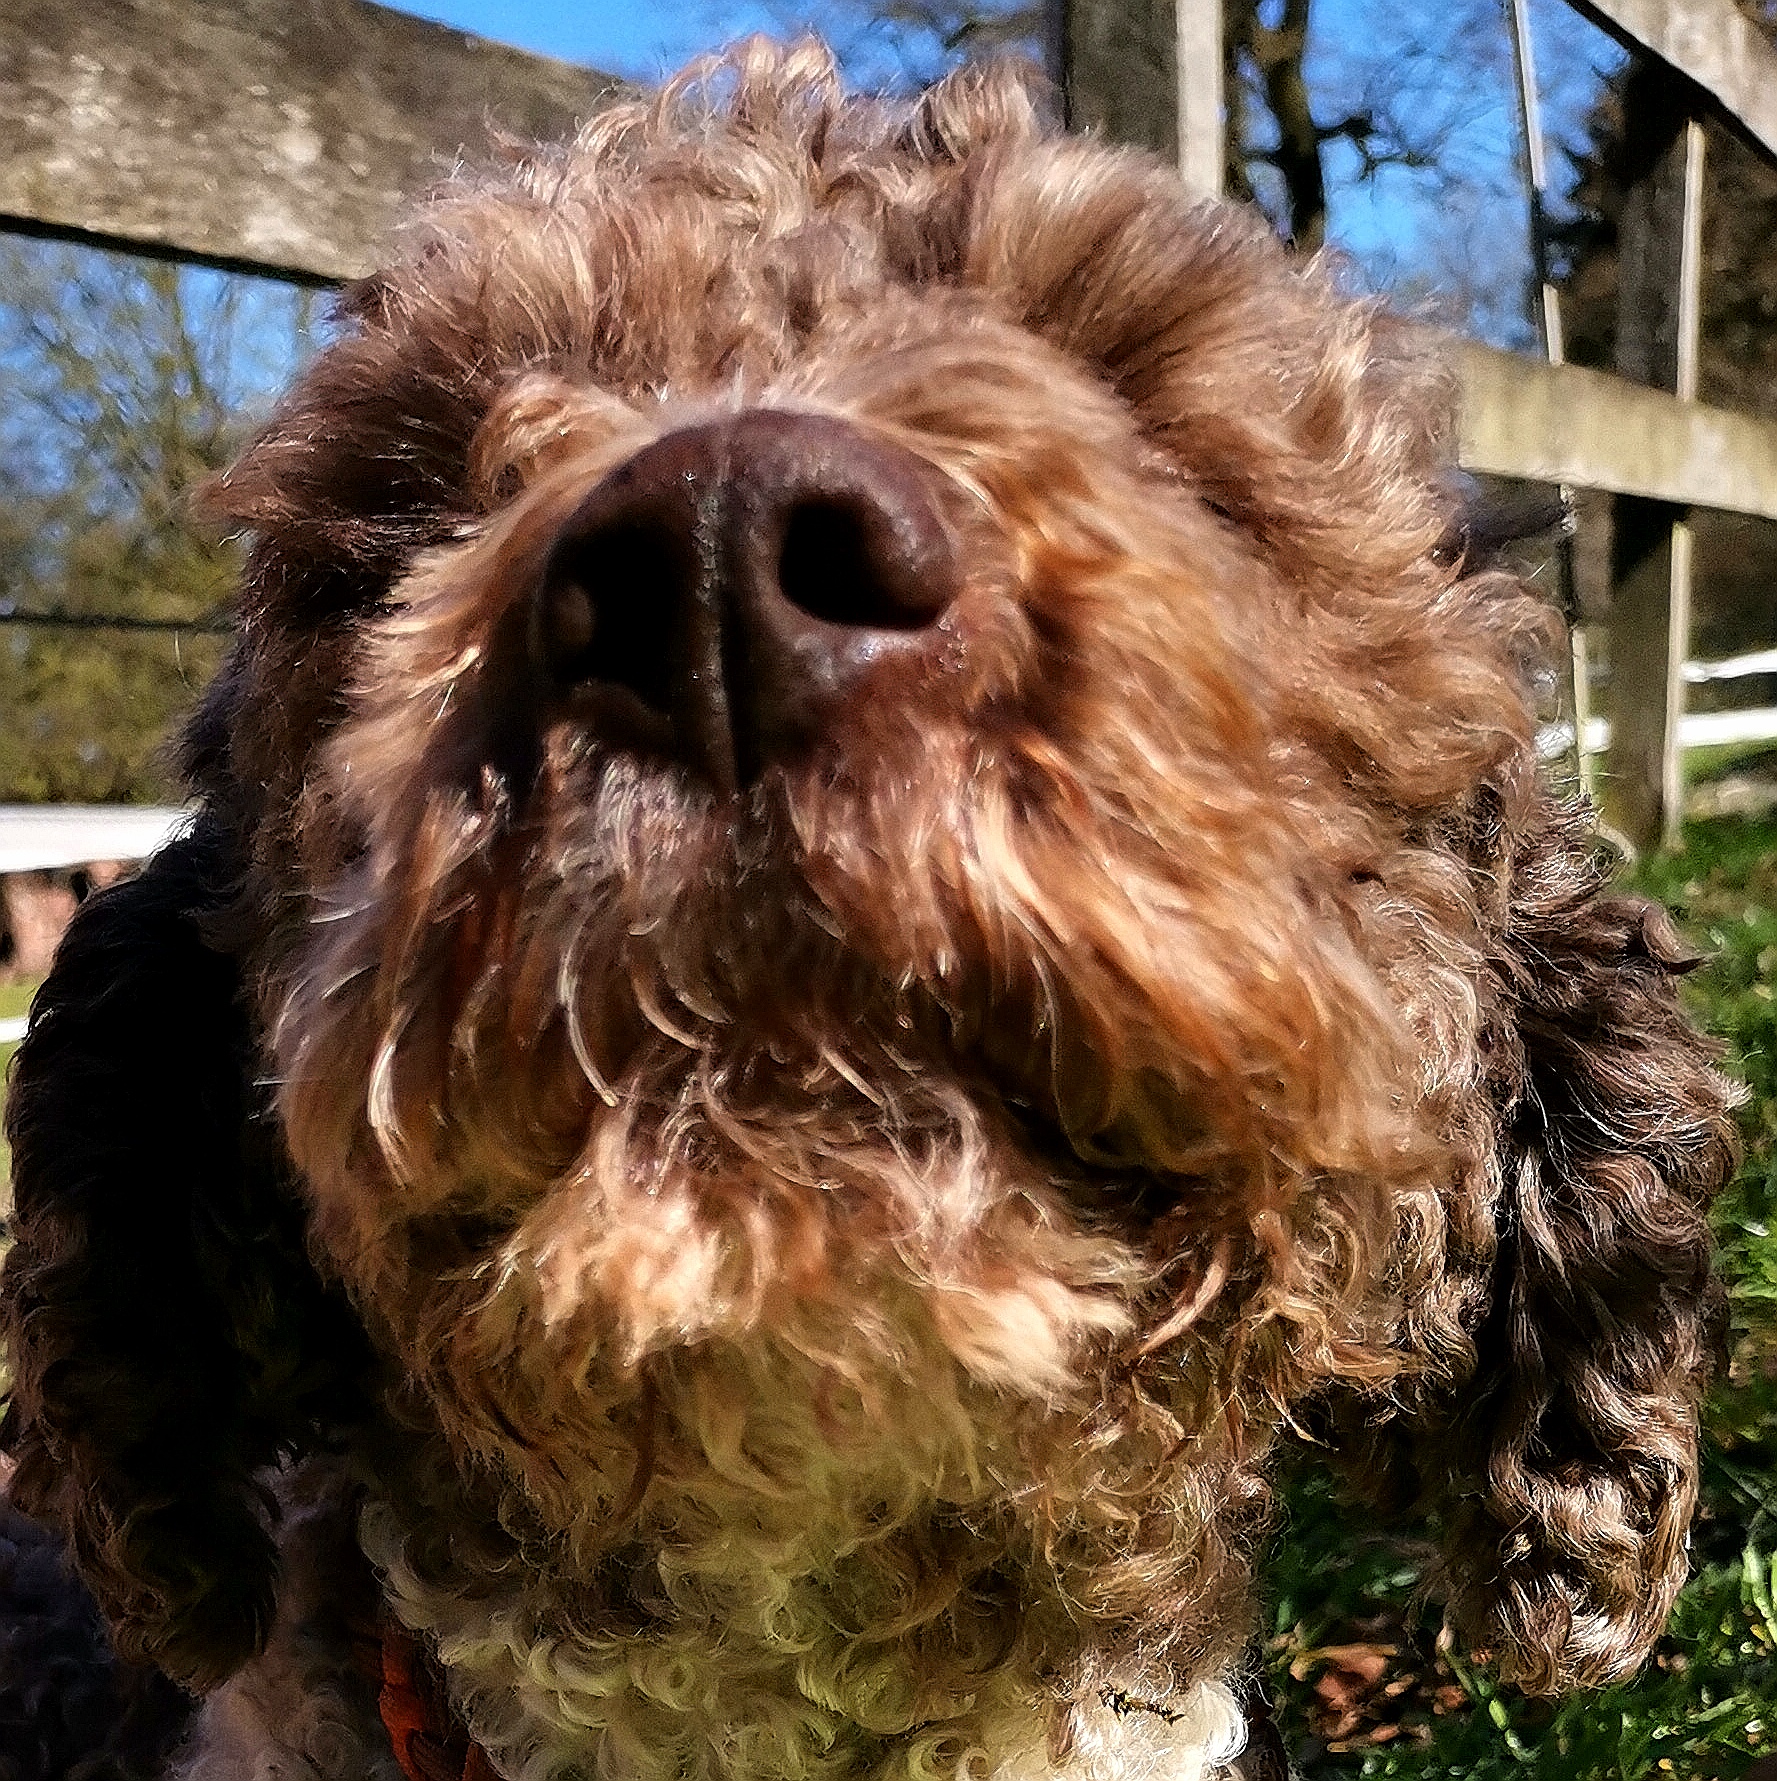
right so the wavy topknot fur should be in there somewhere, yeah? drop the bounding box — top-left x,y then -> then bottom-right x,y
2,40 -> 1738,1781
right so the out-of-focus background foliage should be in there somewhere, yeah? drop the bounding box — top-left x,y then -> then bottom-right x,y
0,248 -> 313,801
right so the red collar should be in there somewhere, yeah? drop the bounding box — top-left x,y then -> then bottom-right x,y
372,1621 -> 498,1781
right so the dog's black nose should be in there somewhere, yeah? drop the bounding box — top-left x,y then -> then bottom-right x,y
535,410 -> 961,792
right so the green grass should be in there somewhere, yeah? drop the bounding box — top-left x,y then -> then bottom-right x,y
1264,816 -> 1777,1780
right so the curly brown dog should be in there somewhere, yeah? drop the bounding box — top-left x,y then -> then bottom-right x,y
0,41 -> 1738,1781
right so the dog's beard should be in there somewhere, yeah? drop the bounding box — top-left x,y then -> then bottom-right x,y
276,671 -> 1423,1445
297,762 -> 1268,1764
278,740 -> 1151,1448
265,456 -> 1438,1760
278,739 -> 1294,1768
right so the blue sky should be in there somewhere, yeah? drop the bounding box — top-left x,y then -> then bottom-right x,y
384,0 -> 786,80
375,0 -> 1624,347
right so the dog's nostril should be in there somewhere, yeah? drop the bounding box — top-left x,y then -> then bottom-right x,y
538,569 -> 596,672
533,414 -> 964,789
777,496 -> 950,632
540,522 -> 681,716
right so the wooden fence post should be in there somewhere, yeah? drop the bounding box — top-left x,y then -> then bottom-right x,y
1056,0 -> 1222,185
1604,65 -> 1706,852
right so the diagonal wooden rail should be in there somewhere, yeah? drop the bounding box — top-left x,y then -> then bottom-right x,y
1568,0 -> 1777,165
0,0 -> 621,282
1456,343 -> 1777,527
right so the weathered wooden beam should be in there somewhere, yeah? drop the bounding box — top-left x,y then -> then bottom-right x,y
1610,496 -> 1695,850
1567,0 -> 1777,168
0,0 -> 619,283
1057,0 -> 1179,160
11,0 -> 1777,538
1453,344 -> 1777,524
1605,66 -> 1707,854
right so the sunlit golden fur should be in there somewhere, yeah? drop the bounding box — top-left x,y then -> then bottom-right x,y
1,39 -> 1737,1781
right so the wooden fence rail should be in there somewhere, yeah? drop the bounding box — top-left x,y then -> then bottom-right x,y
1568,0 -> 1777,164
6,0 -> 1777,844
0,0 -> 618,281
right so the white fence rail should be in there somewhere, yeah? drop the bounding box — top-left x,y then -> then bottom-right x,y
0,805 -> 190,875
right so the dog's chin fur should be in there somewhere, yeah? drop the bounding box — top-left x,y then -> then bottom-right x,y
352,1327 -> 1253,1781
0,38 -> 1741,1781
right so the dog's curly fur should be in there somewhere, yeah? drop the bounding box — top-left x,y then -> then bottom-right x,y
1,42 -> 1740,1781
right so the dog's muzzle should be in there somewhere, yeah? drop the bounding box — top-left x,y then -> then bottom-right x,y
532,410 -> 963,792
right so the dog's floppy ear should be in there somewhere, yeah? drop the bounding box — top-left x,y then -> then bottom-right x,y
1,818 -> 368,1692
1450,803 -> 1737,1690
1328,798 -> 1738,1694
